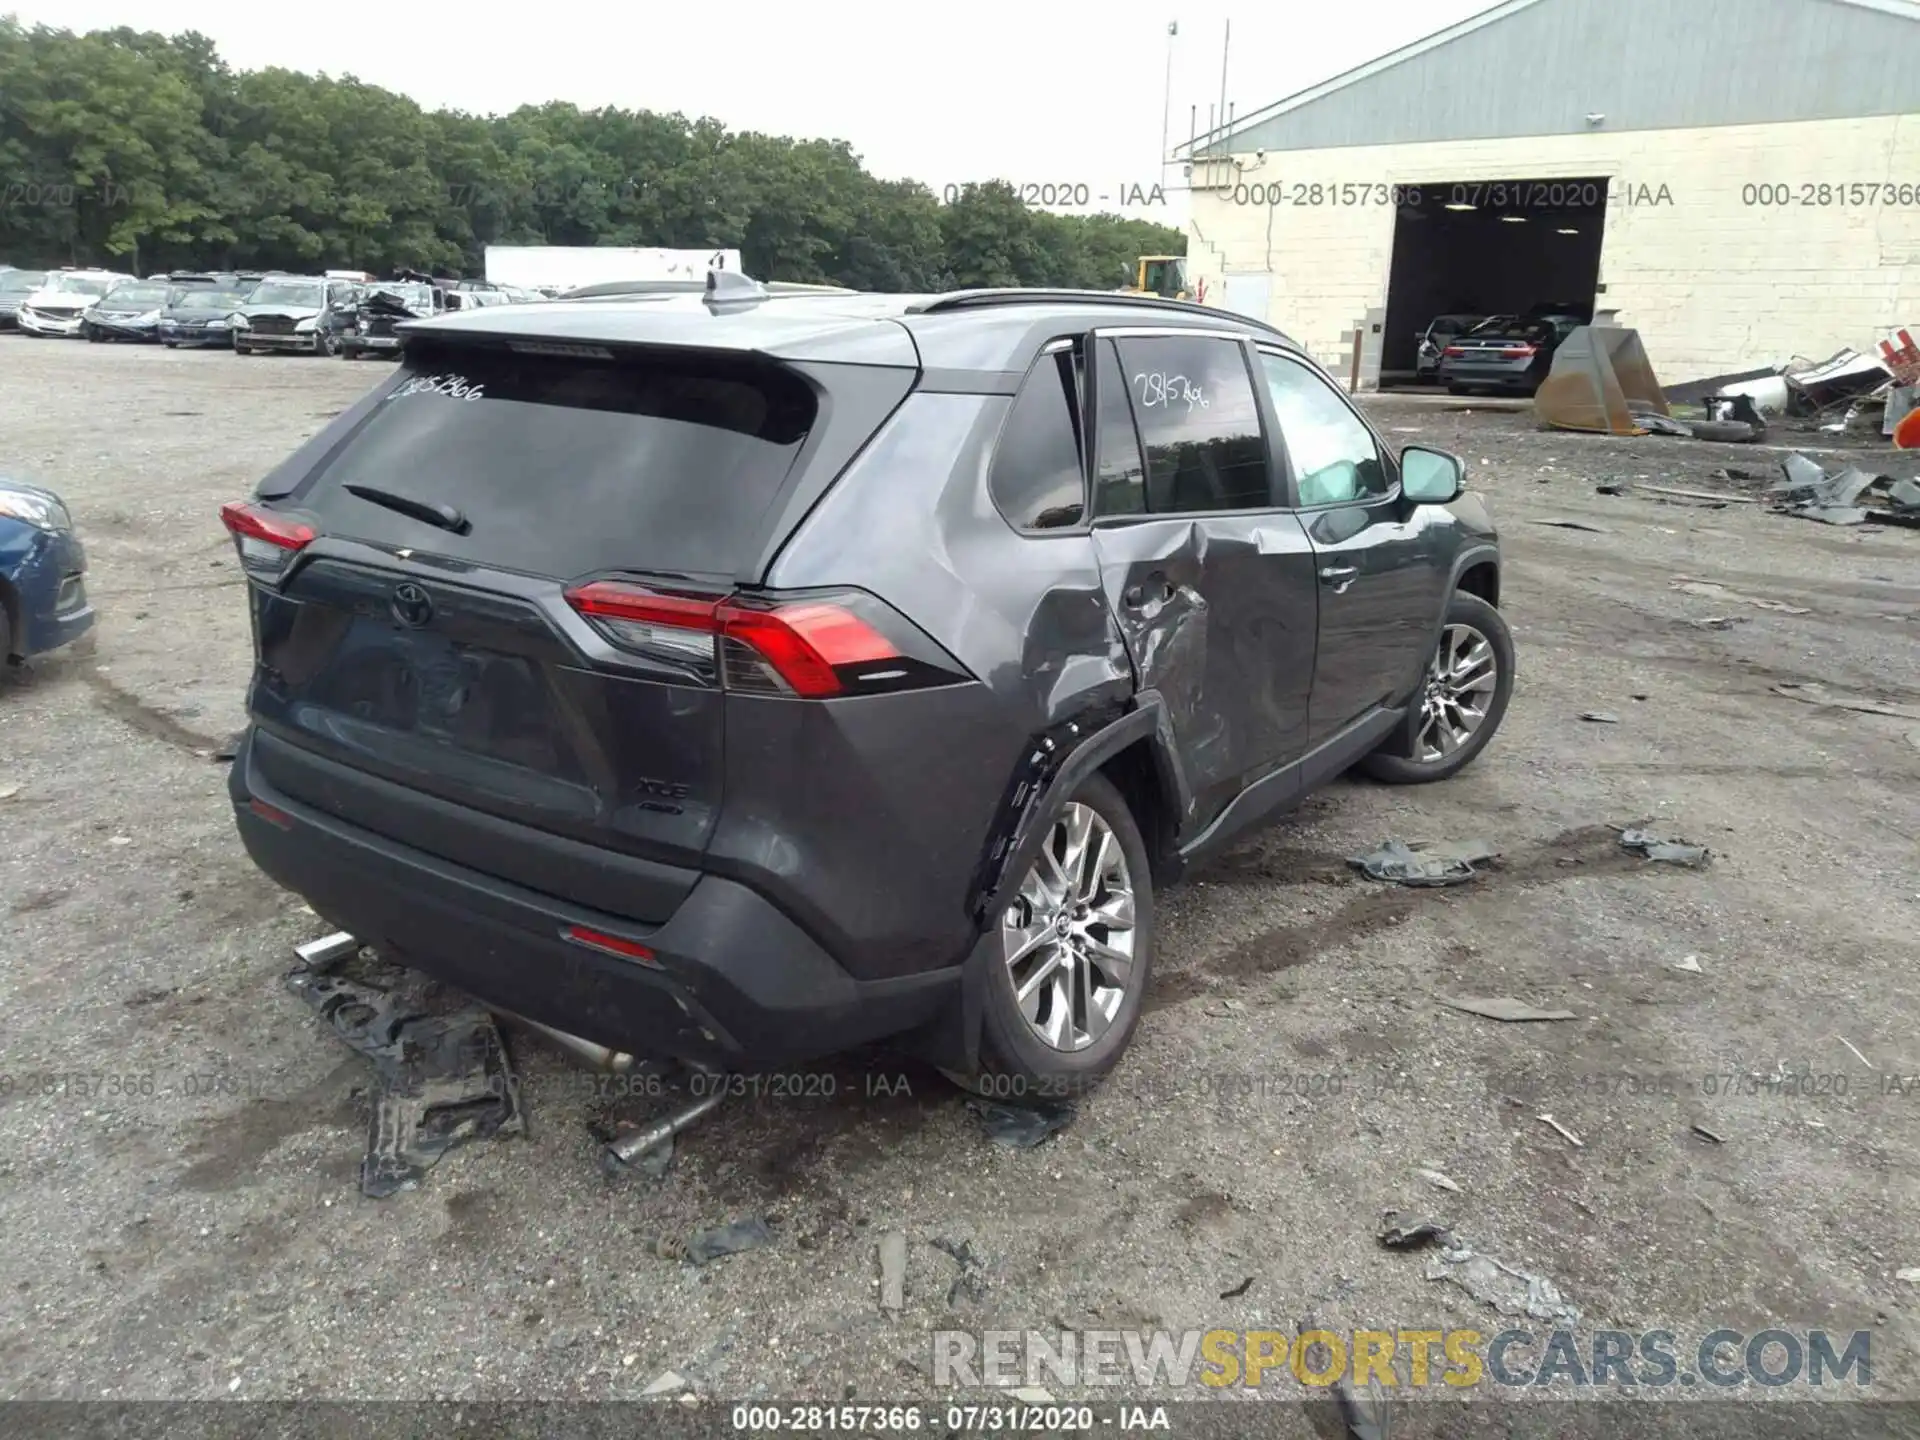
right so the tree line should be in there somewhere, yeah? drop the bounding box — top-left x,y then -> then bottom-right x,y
0,20 -> 1185,289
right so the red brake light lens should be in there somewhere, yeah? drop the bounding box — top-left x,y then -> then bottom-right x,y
1500,345 -> 1537,358
221,501 -> 314,581
1442,346 -> 1466,357
563,581 -> 956,699
561,924 -> 658,965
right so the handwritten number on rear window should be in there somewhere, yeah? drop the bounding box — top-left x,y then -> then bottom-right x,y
1133,371 -> 1208,411
396,373 -> 485,402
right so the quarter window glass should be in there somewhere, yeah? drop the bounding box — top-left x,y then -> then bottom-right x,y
1112,336 -> 1269,514
1260,353 -> 1389,506
988,348 -> 1086,531
1092,339 -> 1146,517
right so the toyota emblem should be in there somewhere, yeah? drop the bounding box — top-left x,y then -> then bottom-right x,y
390,582 -> 434,628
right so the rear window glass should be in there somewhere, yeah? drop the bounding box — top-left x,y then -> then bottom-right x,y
301,344 -> 817,579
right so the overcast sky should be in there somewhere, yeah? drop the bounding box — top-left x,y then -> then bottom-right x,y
15,0 -> 1495,222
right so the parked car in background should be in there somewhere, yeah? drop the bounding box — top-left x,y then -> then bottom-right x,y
232,276 -> 360,356
81,279 -> 176,343
336,281 -> 448,358
158,287 -> 253,348
1438,312 -> 1585,396
220,282 -> 1509,1096
16,270 -> 133,338
1415,313 -> 1485,382
0,480 -> 92,665
166,271 -> 263,298
0,268 -> 48,330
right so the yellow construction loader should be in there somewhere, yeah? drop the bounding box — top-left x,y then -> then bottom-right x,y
1121,255 -> 1199,302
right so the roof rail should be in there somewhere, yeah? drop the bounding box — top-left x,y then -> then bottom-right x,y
906,288 -> 1292,341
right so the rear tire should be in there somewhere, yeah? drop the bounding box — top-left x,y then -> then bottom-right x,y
970,772 -> 1155,1101
1359,590 -> 1515,785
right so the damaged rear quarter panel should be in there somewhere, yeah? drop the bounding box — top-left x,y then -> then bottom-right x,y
763,391 -> 1137,958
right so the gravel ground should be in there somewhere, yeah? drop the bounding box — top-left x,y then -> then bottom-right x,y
1,340 -> 1917,1425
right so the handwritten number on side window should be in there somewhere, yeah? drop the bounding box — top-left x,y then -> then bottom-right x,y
1132,372 -> 1208,411
395,373 -> 485,402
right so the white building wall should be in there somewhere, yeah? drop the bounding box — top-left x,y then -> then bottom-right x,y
1186,114 -> 1920,382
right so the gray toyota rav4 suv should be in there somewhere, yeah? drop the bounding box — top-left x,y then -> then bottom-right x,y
224,276 -> 1511,1097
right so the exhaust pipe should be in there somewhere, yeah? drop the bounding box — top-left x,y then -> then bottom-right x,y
605,1089 -> 726,1168
491,1007 -> 635,1073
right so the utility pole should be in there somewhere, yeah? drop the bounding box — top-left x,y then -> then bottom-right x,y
1160,21 -> 1178,188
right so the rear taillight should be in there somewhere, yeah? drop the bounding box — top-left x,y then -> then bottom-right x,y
564,580 -> 968,699
220,501 -> 314,582
1500,345 -> 1537,358
1442,346 -> 1466,357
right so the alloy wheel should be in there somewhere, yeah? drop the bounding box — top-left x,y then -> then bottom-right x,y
1415,622 -> 1497,762
999,802 -> 1137,1052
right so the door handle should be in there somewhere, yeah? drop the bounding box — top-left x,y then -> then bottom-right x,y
1319,564 -> 1359,593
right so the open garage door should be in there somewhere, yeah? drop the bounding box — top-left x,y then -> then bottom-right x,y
1380,177 -> 1607,388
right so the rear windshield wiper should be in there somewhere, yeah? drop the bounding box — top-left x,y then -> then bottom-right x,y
342,483 -> 470,536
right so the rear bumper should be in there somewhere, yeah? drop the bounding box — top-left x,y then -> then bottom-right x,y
1440,363 -> 1534,390
229,729 -> 964,1071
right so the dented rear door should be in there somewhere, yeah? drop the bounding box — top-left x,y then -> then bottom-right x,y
1085,332 -> 1318,833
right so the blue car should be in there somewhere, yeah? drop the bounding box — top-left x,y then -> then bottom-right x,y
1,481 -> 93,664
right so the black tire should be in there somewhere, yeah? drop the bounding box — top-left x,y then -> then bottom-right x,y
970,772 -> 1155,1100
0,600 -> 13,664
1359,590 -> 1515,785
1446,383 -> 1467,396
85,326 -> 100,343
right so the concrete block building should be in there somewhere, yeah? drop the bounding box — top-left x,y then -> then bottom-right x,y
1176,0 -> 1920,385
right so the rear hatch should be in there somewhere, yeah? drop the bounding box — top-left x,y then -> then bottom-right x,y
229,325 -> 918,923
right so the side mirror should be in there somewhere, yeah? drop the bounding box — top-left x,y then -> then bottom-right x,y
1400,446 -> 1464,504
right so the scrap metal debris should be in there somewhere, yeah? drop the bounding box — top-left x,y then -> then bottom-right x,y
1837,1036 -> 1876,1070
1537,1113 -> 1585,1148
1219,1275 -> 1254,1299
1687,615 -> 1749,631
1580,711 -> 1621,724
1528,518 -> 1610,533
1349,838 -> 1499,887
1437,995 -> 1576,1023
967,1096 -> 1076,1148
1672,954 -> 1704,974
1417,1168 -> 1462,1193
285,944 -> 524,1198
878,1231 -> 907,1313
1773,682 -> 1920,722
1897,1268 -> 1920,1284
1423,1242 -> 1584,1327
1766,452 -> 1920,527
1619,827 -> 1712,868
684,1217 -> 774,1266
1377,1211 -> 1453,1250
642,1370 -> 690,1397
1691,1124 -> 1725,1145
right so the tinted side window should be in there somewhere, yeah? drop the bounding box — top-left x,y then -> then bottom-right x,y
1092,339 -> 1145,517
1111,336 -> 1269,514
988,347 -> 1086,531
1259,353 -> 1389,506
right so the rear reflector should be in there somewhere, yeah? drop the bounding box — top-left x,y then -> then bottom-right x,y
1443,346 -> 1466,357
221,501 -> 315,581
561,924 -> 658,965
248,798 -> 294,830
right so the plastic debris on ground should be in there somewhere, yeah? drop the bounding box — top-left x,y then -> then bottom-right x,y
1766,451 -> 1920,528
1375,1211 -> 1582,1326
1618,826 -> 1712,868
1673,578 -> 1810,615
967,1096 -> 1076,1148
1436,995 -> 1576,1023
285,947 -> 524,1198
878,1231 -> 907,1313
1579,711 -> 1620,723
1528,518 -> 1609,533
1349,838 -> 1499,887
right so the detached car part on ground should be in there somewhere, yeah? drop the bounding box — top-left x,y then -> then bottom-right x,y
0,481 -> 93,664
222,278 -> 1512,1097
